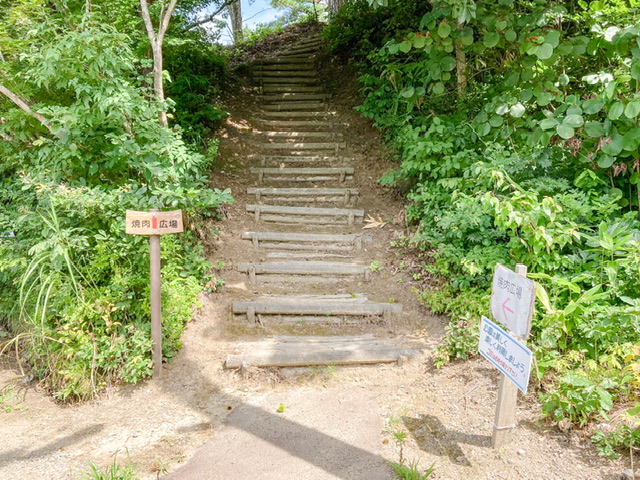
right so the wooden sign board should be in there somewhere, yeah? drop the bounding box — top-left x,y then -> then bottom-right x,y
126,210 -> 183,236
490,264 -> 535,338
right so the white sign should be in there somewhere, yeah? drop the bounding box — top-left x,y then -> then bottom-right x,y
490,264 -> 535,338
479,316 -> 533,394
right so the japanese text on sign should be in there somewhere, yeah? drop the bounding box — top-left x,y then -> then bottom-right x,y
490,264 -> 536,338
125,210 -> 184,235
479,316 -> 533,394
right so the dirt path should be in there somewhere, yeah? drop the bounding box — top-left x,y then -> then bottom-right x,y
0,28 -> 629,480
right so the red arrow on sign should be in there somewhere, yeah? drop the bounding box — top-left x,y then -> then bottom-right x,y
502,297 -> 515,320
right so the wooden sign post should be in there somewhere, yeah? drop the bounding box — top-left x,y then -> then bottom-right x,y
483,263 -> 535,449
126,209 -> 184,378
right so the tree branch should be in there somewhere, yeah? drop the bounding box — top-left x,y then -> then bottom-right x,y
158,0 -> 180,44
139,0 -> 158,45
0,83 -> 52,132
181,1 -> 235,32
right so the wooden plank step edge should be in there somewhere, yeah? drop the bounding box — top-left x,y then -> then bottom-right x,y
245,204 -> 363,216
224,347 -> 420,369
233,300 -> 403,314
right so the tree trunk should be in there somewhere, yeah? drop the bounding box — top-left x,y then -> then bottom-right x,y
327,0 -> 347,19
228,0 -> 243,43
454,23 -> 467,96
139,0 -> 179,127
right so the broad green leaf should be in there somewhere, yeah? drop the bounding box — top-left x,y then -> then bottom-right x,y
400,86 -> 415,98
601,134 -> 623,155
582,99 -> 605,114
519,89 -> 533,102
608,102 -> 624,120
536,43 -> 554,60
631,60 -> 640,80
625,101 -> 640,118
597,155 -> 615,168
483,31 -> 500,48
504,29 -> 517,42
631,172 -> 640,185
563,114 -> 584,128
388,43 -> 399,54
584,121 -> 605,137
438,22 -> 451,38
556,124 -> 575,139
561,374 -> 593,387
412,36 -> 426,49
544,30 -> 561,48
440,56 -> 456,72
540,117 -> 558,130
495,104 -> 509,115
558,73 -> 570,85
510,103 -> 525,118
461,35 -> 474,46
621,128 -> 640,150
489,114 -> 504,127
477,122 -> 491,136
399,41 -> 412,53
536,92 -> 553,106
496,20 -> 507,30
432,82 -> 445,95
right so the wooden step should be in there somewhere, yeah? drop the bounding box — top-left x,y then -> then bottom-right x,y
245,204 -> 364,226
258,58 -> 316,66
261,142 -> 345,152
260,111 -> 336,119
261,131 -> 343,139
251,167 -> 354,182
262,85 -> 324,92
258,77 -> 318,85
233,298 -> 402,320
242,231 -> 368,251
224,336 -> 420,369
284,46 -> 322,55
256,120 -> 338,130
259,155 -> 352,166
247,187 -> 358,205
265,252 -> 351,259
254,70 -> 317,78
257,64 -> 316,71
236,261 -> 371,284
262,93 -> 329,102
262,102 -> 326,111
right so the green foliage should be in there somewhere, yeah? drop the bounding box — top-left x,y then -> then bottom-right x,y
165,38 -> 229,146
593,424 -> 640,459
332,0 -> 640,429
0,7 -> 233,401
75,459 -> 137,480
388,459 -> 435,480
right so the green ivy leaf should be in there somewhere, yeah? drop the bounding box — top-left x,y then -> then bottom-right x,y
432,82 -> 445,95
563,114 -> 584,128
582,99 -> 605,114
536,43 -> 554,60
624,101 -> 640,119
540,117 -> 558,130
584,121 -> 605,137
608,102 -> 624,120
438,22 -> 451,38
400,86 -> 415,98
510,103 -> 525,118
399,41 -> 412,53
483,31 -> 500,48
412,36 -> 426,49
556,124 -> 575,139
440,56 -> 456,72
489,114 -> 504,127
597,155 -> 615,168
601,134 -> 623,156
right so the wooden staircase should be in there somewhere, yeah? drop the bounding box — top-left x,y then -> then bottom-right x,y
224,32 -> 422,369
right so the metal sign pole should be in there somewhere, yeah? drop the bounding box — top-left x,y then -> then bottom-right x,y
149,209 -> 162,378
492,263 -> 528,449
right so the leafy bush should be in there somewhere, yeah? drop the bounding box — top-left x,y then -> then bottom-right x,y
331,0 -> 640,428
0,13 -> 233,401
165,38 -> 229,146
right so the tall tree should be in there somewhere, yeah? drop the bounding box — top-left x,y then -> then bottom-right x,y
139,0 -> 179,127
